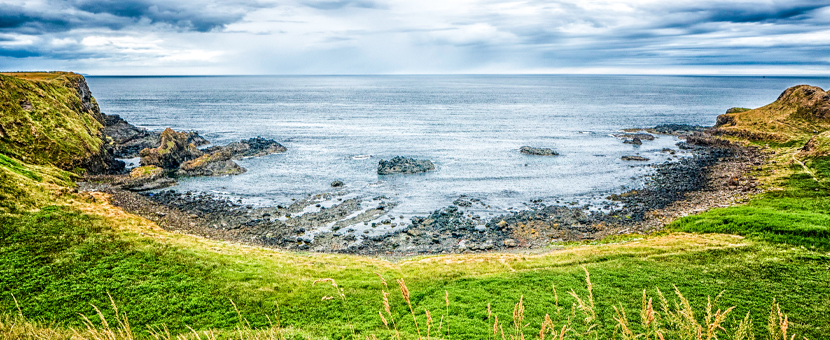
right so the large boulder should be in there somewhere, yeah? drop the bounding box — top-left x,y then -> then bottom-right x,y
139,128 -> 203,169
519,146 -> 559,156
175,150 -> 246,177
378,156 -> 435,175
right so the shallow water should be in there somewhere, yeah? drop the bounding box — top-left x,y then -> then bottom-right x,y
88,75 -> 830,218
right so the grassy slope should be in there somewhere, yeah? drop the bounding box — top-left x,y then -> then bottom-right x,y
672,157 -> 830,249
1,196 -> 828,338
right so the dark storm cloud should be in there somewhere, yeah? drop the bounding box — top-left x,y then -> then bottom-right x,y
0,0 -> 268,35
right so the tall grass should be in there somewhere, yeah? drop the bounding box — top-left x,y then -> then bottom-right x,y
0,270 -> 805,340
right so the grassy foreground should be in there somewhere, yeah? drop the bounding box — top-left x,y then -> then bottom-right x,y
1,191 -> 828,338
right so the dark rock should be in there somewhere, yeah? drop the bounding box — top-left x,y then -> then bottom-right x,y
614,133 -> 655,141
103,114 -> 208,158
621,155 -> 649,161
203,137 -> 286,160
519,146 -> 559,156
378,156 -> 435,175
331,180 -> 344,187
623,137 -> 643,145
652,124 -> 707,134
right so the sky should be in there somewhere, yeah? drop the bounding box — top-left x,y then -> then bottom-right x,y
1,0 -> 830,75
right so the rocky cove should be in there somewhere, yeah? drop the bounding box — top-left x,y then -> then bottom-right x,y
79,112 -> 765,255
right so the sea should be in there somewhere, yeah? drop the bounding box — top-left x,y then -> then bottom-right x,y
86,75 -> 830,219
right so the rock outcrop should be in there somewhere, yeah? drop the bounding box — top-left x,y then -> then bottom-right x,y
622,155 -> 649,161
519,146 -> 559,156
202,137 -> 286,160
175,150 -> 246,177
139,128 -> 204,169
378,156 -> 435,175
103,114 -> 208,158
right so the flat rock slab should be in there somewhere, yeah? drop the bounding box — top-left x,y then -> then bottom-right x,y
622,155 -> 650,161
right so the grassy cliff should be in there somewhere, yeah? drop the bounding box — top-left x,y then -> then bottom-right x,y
0,72 -> 112,173
0,72 -> 116,213
714,85 -> 830,144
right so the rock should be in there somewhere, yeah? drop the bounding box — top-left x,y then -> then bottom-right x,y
175,150 -> 246,177
622,155 -> 650,161
139,128 -> 203,169
119,165 -> 177,191
202,137 -> 286,160
331,180 -> 344,187
614,133 -> 655,141
103,114 -> 208,158
378,156 -> 435,175
503,239 -> 517,247
519,146 -> 558,156
652,124 -> 707,134
623,137 -> 643,145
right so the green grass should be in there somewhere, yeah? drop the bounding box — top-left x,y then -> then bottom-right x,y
672,157 -> 830,250
0,153 -> 74,214
2,204 -> 828,338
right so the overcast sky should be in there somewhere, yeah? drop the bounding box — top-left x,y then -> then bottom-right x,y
2,0 -> 830,75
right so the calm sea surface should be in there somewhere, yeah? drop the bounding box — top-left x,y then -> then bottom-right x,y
86,75 -> 830,216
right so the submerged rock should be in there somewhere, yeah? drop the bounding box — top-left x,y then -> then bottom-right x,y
519,146 -> 559,156
622,155 -> 650,161
378,156 -> 435,175
614,133 -> 655,141
139,128 -> 204,169
331,180 -> 345,187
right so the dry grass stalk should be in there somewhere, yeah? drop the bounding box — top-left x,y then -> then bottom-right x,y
397,278 -> 422,340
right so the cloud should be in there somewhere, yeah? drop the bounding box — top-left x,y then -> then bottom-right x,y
2,0 -> 830,74
0,0 -> 268,35
303,0 -> 383,10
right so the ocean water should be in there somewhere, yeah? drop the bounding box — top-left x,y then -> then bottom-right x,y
86,75 -> 830,218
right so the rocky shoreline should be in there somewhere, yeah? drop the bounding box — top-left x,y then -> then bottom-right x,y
79,116 -> 766,255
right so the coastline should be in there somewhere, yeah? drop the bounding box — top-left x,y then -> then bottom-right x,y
78,121 -> 766,255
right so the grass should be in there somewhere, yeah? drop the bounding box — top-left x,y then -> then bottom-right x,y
1,194 -> 828,338
672,156 -> 830,250
0,153 -> 75,214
